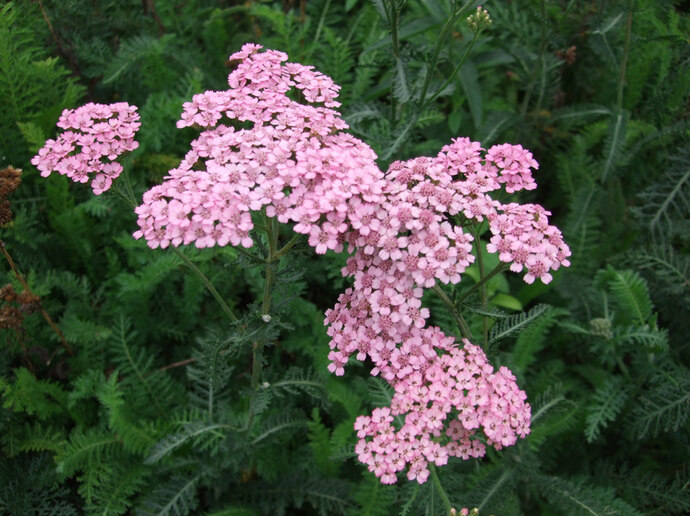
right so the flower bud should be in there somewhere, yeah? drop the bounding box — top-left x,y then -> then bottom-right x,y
466,6 -> 492,33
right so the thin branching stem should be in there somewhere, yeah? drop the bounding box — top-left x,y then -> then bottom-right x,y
172,247 -> 240,324
274,233 -> 301,259
520,0 -> 548,117
418,0 -> 475,108
617,0 -> 634,112
252,216 -> 279,391
430,464 -> 452,515
471,226 -> 489,346
433,284 -> 473,340
389,0 -> 401,121
305,0 -> 331,61
457,262 -> 509,305
423,31 -> 479,109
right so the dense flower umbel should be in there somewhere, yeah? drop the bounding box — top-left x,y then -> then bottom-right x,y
133,44 -> 385,249
354,341 -> 530,484
126,44 -> 567,484
31,103 -> 140,195
325,137 -> 571,383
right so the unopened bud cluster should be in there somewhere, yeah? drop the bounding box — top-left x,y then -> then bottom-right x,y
466,6 -> 492,33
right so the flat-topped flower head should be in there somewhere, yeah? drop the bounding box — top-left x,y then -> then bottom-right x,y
354,340 -> 530,484
133,44 -> 384,250
31,102 -> 140,195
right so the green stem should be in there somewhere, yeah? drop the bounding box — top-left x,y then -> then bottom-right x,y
520,0 -> 548,117
433,285 -> 473,340
233,244 -> 267,264
274,233 -> 301,259
389,0 -> 401,121
305,0 -> 331,61
418,0 -> 475,108
251,216 -> 279,391
616,0 -> 634,112
423,31 -> 479,109
110,172 -> 241,326
122,166 -> 137,206
390,0 -> 400,59
172,247 -> 240,324
430,464 -> 453,515
471,227 -> 489,346
457,262 -> 508,305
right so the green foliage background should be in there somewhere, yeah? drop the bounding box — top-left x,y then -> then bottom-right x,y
0,0 -> 688,514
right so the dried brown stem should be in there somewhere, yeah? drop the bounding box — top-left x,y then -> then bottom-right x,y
0,241 -> 74,357
36,0 -> 81,76
142,0 -> 166,37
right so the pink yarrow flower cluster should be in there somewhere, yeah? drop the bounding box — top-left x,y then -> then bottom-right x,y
325,137 -> 571,383
31,102 -> 140,195
132,44 -> 384,249
126,44 -> 569,484
354,341 -> 529,484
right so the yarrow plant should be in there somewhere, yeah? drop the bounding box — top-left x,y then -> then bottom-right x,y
33,43 -> 570,485
31,102 -> 140,195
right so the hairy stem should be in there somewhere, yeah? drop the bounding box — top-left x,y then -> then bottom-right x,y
418,0 -> 475,108
172,247 -> 240,324
457,262 -> 509,305
251,216 -> 279,391
520,0 -> 548,117
433,284 -> 473,340
274,233 -> 301,260
423,31 -> 479,109
430,464 -> 453,515
471,227 -> 489,346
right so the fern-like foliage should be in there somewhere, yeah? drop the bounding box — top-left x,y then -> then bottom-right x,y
633,145 -> 690,231
601,109 -> 630,182
539,474 -> 644,516
241,472 -> 353,516
55,427 -> 121,477
347,473 -> 396,516
186,330 -> 236,419
629,241 -> 690,304
84,462 -> 149,516
628,360 -> 690,440
511,308 -> 567,374
0,2 -> 84,166
0,452 -> 78,516
527,387 -> 580,451
613,466 -> 690,514
464,462 -> 517,514
0,367 -> 68,420
585,376 -> 629,442
595,267 -> 654,325
109,315 -> 183,415
145,420 -> 230,464
136,473 -> 201,516
488,304 -> 552,345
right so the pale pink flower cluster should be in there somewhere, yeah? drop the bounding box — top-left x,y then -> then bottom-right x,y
354,341 -> 530,484
485,143 -> 538,193
324,137 -> 571,382
126,44 -> 567,484
132,44 -> 385,249
31,102 -> 140,195
487,203 -> 571,284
